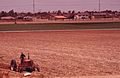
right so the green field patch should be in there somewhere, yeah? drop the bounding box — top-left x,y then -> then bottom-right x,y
0,22 -> 120,31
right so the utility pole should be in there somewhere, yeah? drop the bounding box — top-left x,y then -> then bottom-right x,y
33,0 -> 35,22
99,0 -> 101,12
33,0 -> 35,13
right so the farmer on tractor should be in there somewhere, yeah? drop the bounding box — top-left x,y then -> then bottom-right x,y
20,52 -> 26,64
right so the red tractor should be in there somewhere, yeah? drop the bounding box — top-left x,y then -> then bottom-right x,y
10,54 -> 40,72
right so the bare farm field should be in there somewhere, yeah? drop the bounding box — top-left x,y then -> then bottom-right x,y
0,30 -> 120,78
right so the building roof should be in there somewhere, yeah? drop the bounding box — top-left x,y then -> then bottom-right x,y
1,16 -> 15,20
54,16 -> 67,19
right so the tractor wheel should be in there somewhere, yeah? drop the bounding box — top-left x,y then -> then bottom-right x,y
10,59 -> 17,71
26,67 -> 33,72
20,69 -> 23,73
18,66 -> 23,73
18,68 -> 23,73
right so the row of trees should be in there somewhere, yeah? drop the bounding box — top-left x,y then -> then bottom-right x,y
0,10 -> 17,17
0,10 -> 76,17
0,9 -> 120,17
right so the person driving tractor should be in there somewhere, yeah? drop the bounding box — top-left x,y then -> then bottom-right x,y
20,52 -> 26,64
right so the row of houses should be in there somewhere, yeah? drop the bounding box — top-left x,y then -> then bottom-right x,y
0,11 -> 120,21
0,16 -> 32,21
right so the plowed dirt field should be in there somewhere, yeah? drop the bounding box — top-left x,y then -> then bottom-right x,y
0,30 -> 120,78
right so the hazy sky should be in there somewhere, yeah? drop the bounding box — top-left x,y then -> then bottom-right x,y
0,0 -> 120,12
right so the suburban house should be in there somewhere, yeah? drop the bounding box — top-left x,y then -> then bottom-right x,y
0,16 -> 15,20
74,12 -> 90,20
48,14 -> 67,20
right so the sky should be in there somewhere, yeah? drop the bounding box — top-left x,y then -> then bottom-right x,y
0,0 -> 120,12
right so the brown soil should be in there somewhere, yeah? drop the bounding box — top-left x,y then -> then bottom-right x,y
0,30 -> 120,78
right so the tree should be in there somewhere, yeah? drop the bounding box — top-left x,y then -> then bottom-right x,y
0,11 -> 7,17
72,10 -> 75,14
26,12 -> 33,16
68,10 -> 71,14
8,9 -> 15,17
57,10 -> 62,15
